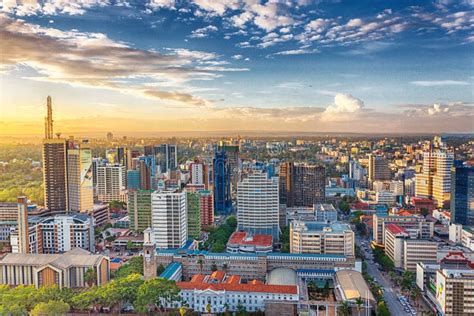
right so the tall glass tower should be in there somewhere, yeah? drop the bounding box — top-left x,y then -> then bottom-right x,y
213,149 -> 232,215
451,163 -> 474,225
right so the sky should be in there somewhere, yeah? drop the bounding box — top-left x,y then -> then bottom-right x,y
0,0 -> 473,136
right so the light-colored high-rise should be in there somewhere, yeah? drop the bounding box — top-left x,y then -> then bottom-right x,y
151,189 -> 187,249
96,164 -> 126,202
17,197 -> 29,254
237,171 -> 279,240
67,146 -> 94,212
415,150 -> 454,208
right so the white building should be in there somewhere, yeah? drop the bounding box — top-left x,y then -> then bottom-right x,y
376,191 -> 395,204
237,171 -> 279,240
96,164 -> 126,202
449,223 -> 463,244
151,189 -> 187,249
67,147 -> 94,212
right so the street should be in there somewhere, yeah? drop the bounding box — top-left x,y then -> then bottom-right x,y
356,237 -> 411,316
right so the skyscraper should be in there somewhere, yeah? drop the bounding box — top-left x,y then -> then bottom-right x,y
151,189 -> 187,249
154,144 -> 178,173
67,143 -> 94,212
416,150 -> 454,208
368,154 -> 391,182
190,161 -> 209,188
96,164 -> 126,202
199,190 -> 214,228
279,162 -> 325,207
218,144 -> 240,188
451,163 -> 474,225
237,171 -> 279,240
128,190 -> 153,232
186,191 -> 201,239
213,149 -> 232,215
42,96 -> 68,212
17,196 -> 29,254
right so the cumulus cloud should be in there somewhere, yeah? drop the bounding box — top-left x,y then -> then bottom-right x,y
190,25 -> 218,38
1,0 -> 109,16
401,102 -> 474,117
321,93 -> 366,122
0,14 -> 246,106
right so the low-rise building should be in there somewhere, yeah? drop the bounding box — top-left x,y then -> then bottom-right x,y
226,231 -> 273,254
0,248 -> 109,288
285,204 -> 338,225
176,270 -> 299,314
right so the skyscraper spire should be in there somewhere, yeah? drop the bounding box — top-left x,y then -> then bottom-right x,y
44,96 -> 53,139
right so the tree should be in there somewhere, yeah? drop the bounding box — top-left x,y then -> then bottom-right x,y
157,264 -> 165,276
113,256 -> 143,279
322,280 -> 330,298
236,303 -> 248,316
31,300 -> 69,316
211,263 -> 218,271
197,258 -> 204,273
223,263 -> 229,273
205,303 -> 211,313
410,286 -> 421,307
84,268 -> 97,287
401,271 -> 414,293
126,240 -> 134,250
134,278 -> 180,314
377,301 -> 390,316
355,297 -> 363,316
338,301 -> 351,316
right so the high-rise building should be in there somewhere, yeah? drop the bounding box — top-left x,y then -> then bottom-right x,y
186,191 -> 201,239
415,150 -> 454,208
17,197 -> 29,254
128,190 -> 152,232
155,144 -> 178,173
42,96 -> 68,212
199,190 -> 214,228
368,154 -> 391,182
151,189 -> 187,249
127,169 -> 140,190
237,171 -> 279,240
349,159 -> 365,181
67,145 -> 94,212
217,144 -> 240,188
451,164 -> 474,225
96,164 -> 126,202
190,161 -> 209,188
138,155 -> 156,190
279,162 -> 325,207
213,150 -> 232,215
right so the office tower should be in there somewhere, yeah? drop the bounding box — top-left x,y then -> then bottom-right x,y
144,145 -> 154,156
451,164 -> 474,225
139,155 -> 156,190
368,154 -> 391,182
279,162 -> 325,207
237,171 -> 279,240
92,158 -> 102,193
151,189 -> 187,249
199,190 -> 214,228
128,190 -> 153,232
42,96 -> 68,212
155,144 -> 178,173
218,144 -> 240,188
349,159 -> 365,181
96,164 -> 126,202
213,150 -> 232,215
187,191 -> 201,239
17,197 -> 29,254
290,221 -> 354,257
127,169 -> 140,190
190,161 -> 209,188
415,150 -> 454,208
67,145 -> 94,212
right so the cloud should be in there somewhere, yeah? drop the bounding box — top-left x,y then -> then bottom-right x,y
2,0 -> 109,16
231,54 -> 243,60
148,0 -> 175,10
0,14 -> 245,106
321,93 -> 366,121
190,25 -> 218,38
410,80 -> 470,86
269,48 -> 319,57
400,102 -> 474,117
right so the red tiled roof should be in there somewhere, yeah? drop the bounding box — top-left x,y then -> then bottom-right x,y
225,275 -> 241,284
190,274 -> 206,283
398,210 -> 414,216
227,231 -> 272,247
385,223 -> 407,235
210,270 -> 226,282
350,202 -> 370,210
177,282 -> 298,294
249,279 -> 264,285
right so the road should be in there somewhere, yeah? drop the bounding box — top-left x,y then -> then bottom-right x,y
356,237 -> 411,316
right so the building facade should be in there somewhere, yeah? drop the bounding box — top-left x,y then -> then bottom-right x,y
187,191 -> 201,239
199,190 -> 214,228
213,150 -> 232,215
451,164 -> 474,225
290,221 -> 354,257
368,154 -> 391,182
237,171 -> 279,240
151,189 -> 187,249
67,146 -> 94,213
128,190 -> 153,232
96,164 -> 126,202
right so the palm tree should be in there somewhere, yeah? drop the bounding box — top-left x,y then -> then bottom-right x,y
223,263 -> 229,273
410,287 -> 421,307
205,302 -> 211,313
84,268 -> 97,287
355,297 -> 364,316
338,301 -> 351,316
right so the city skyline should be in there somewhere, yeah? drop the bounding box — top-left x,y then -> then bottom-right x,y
1,0 -> 473,135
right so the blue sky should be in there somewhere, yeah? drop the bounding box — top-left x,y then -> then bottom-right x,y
0,0 -> 473,134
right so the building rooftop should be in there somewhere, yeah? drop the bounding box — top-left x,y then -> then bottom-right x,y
266,268 -> 297,286
385,223 -> 408,235
227,231 -> 273,247
160,262 -> 182,279
335,270 -> 375,303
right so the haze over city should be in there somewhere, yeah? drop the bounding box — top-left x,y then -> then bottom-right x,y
1,0 -> 473,135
